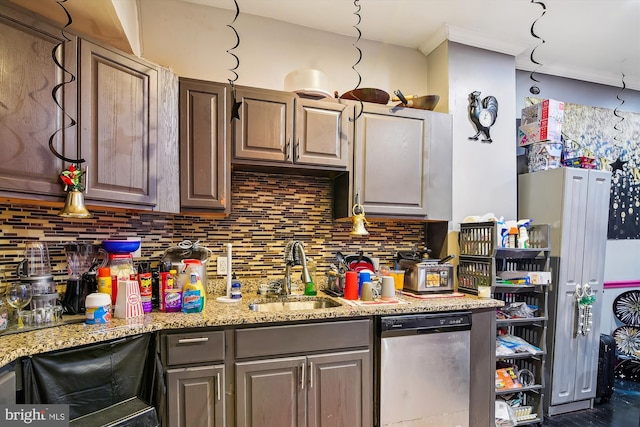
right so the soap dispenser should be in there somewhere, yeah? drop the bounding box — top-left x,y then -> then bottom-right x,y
304,257 -> 317,296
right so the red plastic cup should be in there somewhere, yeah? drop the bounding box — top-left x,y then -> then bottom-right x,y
344,271 -> 358,300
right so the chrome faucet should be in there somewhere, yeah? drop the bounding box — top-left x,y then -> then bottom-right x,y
283,240 -> 312,295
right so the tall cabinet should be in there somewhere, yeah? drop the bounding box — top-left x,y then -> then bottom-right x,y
518,167 -> 612,416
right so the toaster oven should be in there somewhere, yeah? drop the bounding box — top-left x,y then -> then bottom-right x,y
399,259 -> 454,294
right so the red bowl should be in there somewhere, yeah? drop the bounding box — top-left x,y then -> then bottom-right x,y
350,261 -> 375,272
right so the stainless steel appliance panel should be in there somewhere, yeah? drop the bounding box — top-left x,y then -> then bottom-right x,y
379,313 -> 471,427
399,259 -> 454,294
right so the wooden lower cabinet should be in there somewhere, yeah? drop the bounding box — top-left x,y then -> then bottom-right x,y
235,356 -> 306,427
235,350 -> 371,427
166,365 -> 225,427
0,368 -> 16,405
307,351 -> 371,427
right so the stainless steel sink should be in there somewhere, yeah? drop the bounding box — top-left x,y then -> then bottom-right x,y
248,297 -> 342,312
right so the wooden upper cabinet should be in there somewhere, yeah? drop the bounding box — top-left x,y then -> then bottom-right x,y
295,97 -> 349,168
79,38 -> 158,207
232,86 -> 293,163
345,102 -> 452,220
232,86 -> 349,170
0,4 -> 76,197
179,78 -> 230,212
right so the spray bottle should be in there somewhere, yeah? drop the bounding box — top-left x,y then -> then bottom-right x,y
517,219 -> 532,249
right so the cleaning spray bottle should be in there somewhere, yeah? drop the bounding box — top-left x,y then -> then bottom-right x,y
517,219 -> 532,249
182,263 -> 206,313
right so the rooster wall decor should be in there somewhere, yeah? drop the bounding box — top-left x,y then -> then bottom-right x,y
468,91 -> 498,143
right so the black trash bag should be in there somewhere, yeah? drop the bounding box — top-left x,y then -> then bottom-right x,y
22,333 -> 157,420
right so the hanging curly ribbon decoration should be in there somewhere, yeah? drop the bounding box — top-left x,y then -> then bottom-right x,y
48,0 -> 83,164
227,0 -> 242,121
613,72 -> 626,145
350,0 -> 364,122
528,0 -> 546,95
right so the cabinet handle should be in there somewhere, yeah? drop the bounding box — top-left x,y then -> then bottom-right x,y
216,372 -> 221,401
309,361 -> 313,388
177,337 -> 209,344
300,362 -> 305,390
294,138 -> 300,161
285,138 -> 291,160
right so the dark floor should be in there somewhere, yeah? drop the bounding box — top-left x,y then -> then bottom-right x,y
541,379 -> 640,426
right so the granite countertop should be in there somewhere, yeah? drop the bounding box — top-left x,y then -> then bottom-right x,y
0,289 -> 502,369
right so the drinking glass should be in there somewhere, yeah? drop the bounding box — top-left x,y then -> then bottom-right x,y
6,283 -> 33,327
390,270 -> 405,295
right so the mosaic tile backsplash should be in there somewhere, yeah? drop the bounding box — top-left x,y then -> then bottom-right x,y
0,171 -> 426,290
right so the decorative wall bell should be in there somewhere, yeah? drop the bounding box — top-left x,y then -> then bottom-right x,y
57,164 -> 92,218
350,197 -> 370,236
59,189 -> 91,218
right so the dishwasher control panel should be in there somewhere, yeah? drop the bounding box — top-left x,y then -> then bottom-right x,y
380,311 -> 472,336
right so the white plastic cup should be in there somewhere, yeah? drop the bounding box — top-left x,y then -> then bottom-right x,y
380,276 -> 396,300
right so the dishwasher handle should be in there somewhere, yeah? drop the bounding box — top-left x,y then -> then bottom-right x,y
415,324 -> 471,334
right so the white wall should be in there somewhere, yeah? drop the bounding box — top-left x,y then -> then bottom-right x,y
447,42 -> 518,227
139,0 -> 430,96
138,0 -> 520,253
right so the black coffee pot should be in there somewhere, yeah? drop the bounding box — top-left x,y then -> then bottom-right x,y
62,271 -> 97,315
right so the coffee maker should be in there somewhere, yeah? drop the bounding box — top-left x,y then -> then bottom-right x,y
63,243 -> 107,314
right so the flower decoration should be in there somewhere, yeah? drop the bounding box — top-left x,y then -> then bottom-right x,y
59,164 -> 84,192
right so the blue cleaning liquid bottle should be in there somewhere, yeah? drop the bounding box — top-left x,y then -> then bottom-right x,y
182,271 -> 205,313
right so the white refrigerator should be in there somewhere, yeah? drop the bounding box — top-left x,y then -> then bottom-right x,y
518,167 -> 612,416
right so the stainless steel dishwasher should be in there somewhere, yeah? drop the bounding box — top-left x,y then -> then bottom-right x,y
377,311 -> 472,427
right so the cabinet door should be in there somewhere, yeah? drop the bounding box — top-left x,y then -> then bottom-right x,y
0,369 -> 16,405
353,103 -> 451,218
167,365 -> 225,427
572,170 -> 611,402
179,79 -> 230,212
295,98 -> 349,169
79,38 -> 158,206
307,350 -> 372,427
235,356 -> 306,427
0,5 -> 76,197
233,87 -> 294,163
